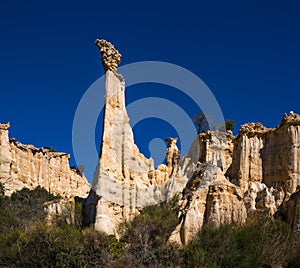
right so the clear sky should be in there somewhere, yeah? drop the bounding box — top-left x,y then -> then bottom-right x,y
1,1 -> 300,182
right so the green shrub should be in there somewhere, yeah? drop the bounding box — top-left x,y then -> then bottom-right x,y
1,185 -> 300,267
124,202 -> 178,247
82,227 -> 116,266
184,216 -> 298,268
120,202 -> 181,267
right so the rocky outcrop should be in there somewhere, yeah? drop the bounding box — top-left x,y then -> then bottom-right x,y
92,40 -> 175,236
263,114 -> 300,194
174,115 -> 300,243
226,123 -> 268,191
0,123 -> 90,198
204,177 -> 246,227
89,40 -> 300,244
3,39 -> 299,245
227,113 -> 300,195
171,164 -> 225,244
165,137 -> 180,176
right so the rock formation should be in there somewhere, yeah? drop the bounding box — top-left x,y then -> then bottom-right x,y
89,39 -> 300,244
90,39 -> 180,236
5,39 -> 299,246
170,131 -> 245,243
170,114 -> 300,243
165,137 -> 180,176
95,39 -> 121,73
0,123 -> 90,198
227,112 -> 300,196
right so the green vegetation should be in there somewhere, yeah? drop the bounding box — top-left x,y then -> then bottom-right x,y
0,182 -> 300,267
119,202 -> 181,267
193,111 -> 208,133
193,112 -> 235,133
184,218 -> 298,267
225,119 -> 235,131
218,119 -> 235,132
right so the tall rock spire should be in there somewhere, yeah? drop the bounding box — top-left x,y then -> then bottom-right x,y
92,39 -> 165,236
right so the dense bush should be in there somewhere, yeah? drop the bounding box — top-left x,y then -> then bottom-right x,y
184,218 -> 299,268
119,202 -> 182,267
1,183 -> 300,267
0,184 -> 123,267
0,185 -> 59,233
0,222 -> 121,267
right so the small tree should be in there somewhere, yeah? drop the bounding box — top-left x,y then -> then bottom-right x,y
193,112 -> 208,134
219,119 -> 235,132
225,119 -> 235,131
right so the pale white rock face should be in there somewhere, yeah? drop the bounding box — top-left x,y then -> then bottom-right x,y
172,115 -> 300,244
165,137 -> 180,176
179,131 -> 233,181
0,123 -> 12,184
92,70 -> 175,235
175,164 -> 222,244
204,177 -> 246,227
89,62 -> 300,244
228,115 -> 300,196
93,71 -> 154,193
172,164 -> 246,244
227,131 -> 265,192
263,124 -> 300,193
200,131 -> 233,172
0,123 -> 90,198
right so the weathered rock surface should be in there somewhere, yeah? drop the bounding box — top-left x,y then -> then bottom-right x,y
0,123 -> 90,198
226,122 -> 267,191
174,115 -> 300,243
95,39 -> 121,73
90,39 -> 189,236
165,137 -> 180,176
170,164 -> 224,244
227,113 -> 300,195
90,79 -> 188,232
89,39 -> 300,244
2,39 -> 300,246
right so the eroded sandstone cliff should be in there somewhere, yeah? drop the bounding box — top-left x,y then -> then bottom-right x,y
0,123 -> 90,198
88,39 -> 300,244
176,113 -> 300,243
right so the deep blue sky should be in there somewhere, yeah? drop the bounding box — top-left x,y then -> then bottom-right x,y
1,1 -> 300,182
